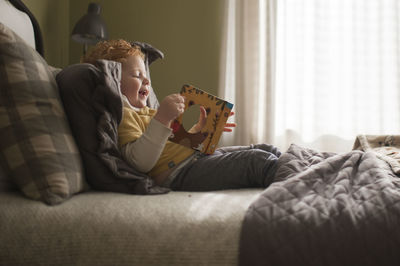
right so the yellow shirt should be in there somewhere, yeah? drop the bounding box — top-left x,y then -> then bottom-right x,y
118,106 -> 194,177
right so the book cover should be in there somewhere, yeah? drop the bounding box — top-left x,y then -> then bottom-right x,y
169,84 -> 234,154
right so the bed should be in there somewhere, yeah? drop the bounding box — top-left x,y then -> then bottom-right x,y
1,1 -> 400,265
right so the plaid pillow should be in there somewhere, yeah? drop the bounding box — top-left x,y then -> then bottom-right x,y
0,23 -> 85,205
0,166 -> 17,191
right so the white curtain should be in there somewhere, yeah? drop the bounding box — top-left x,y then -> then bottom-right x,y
219,0 -> 400,153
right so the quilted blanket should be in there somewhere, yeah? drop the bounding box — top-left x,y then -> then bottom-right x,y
239,144 -> 400,266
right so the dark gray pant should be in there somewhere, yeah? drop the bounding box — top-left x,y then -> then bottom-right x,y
170,144 -> 281,191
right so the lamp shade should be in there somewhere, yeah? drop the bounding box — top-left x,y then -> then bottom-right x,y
72,3 -> 108,45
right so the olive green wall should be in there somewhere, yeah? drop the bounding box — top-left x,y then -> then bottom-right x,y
24,0 -> 70,67
25,0 -> 225,100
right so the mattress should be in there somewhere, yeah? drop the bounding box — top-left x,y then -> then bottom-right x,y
0,189 -> 262,266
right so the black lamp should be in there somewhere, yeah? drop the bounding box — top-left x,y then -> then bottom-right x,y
71,3 -> 108,55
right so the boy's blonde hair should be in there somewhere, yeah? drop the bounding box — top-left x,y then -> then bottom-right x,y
82,39 -> 145,64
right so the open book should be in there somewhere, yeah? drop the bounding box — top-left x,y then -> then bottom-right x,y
169,84 -> 234,154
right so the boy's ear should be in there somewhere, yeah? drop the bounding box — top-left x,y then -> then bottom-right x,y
131,41 -> 164,65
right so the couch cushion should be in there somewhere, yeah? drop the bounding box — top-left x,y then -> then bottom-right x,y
0,23 -> 85,205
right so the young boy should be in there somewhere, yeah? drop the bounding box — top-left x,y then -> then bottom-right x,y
83,39 -> 281,191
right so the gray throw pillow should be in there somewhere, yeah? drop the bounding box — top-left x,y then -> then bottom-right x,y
0,23 -> 85,205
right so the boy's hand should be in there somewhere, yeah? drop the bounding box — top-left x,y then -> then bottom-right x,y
188,106 -> 207,133
223,111 -> 236,132
189,109 -> 236,133
154,94 -> 186,127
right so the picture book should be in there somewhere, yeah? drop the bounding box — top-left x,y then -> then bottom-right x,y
169,84 -> 234,154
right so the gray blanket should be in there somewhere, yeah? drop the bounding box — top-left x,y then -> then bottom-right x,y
240,144 -> 400,266
57,60 -> 168,195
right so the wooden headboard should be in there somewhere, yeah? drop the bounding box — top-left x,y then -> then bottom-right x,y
0,0 -> 43,56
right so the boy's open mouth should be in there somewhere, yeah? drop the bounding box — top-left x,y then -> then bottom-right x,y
139,89 -> 149,97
